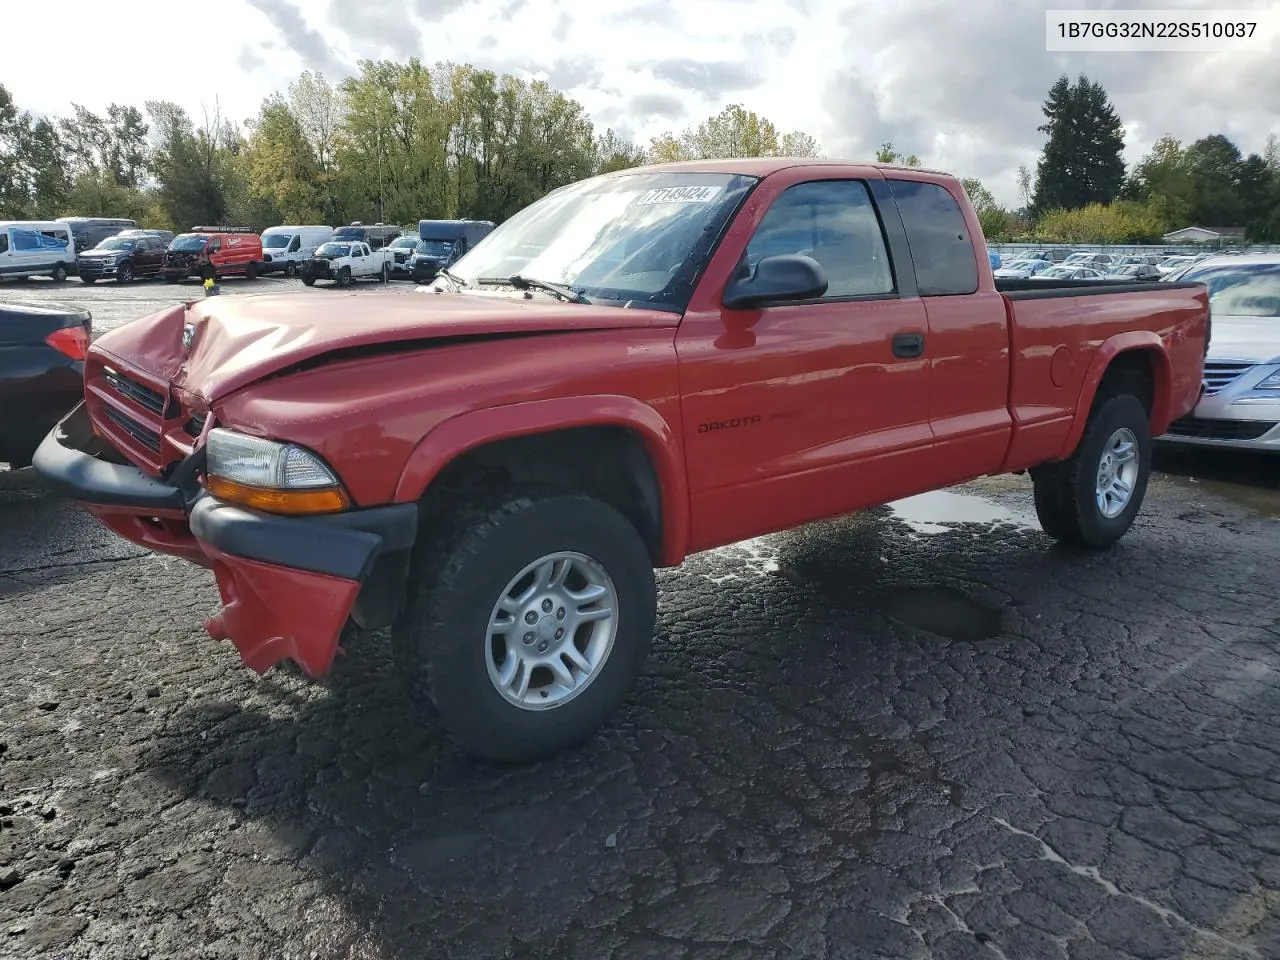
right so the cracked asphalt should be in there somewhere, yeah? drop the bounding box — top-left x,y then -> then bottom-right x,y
3,278 -> 1280,959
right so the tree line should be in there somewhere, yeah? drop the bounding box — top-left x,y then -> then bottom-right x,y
3,64 -> 1277,245
0,60 -> 821,232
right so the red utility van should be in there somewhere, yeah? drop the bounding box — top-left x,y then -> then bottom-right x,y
163,226 -> 263,282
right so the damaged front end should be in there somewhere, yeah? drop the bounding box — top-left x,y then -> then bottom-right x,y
32,304 -> 419,678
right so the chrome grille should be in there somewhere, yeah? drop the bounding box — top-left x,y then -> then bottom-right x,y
1202,360 -> 1255,396
103,366 -> 166,415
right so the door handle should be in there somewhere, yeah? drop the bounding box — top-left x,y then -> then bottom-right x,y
892,332 -> 925,358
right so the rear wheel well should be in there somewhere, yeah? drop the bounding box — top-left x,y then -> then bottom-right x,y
424,427 -> 664,563
1097,349 -> 1155,419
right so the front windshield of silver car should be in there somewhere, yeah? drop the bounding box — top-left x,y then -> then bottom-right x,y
447,172 -> 757,312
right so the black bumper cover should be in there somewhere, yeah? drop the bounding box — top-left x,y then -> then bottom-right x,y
33,403 -> 418,629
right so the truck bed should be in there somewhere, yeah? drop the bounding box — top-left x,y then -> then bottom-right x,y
996,276 -> 1209,471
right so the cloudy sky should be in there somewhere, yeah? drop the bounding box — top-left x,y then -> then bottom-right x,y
4,0 -> 1278,206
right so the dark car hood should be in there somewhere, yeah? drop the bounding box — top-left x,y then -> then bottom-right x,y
90,288 -> 678,402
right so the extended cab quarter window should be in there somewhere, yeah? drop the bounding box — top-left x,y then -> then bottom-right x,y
745,180 -> 894,298
885,179 -> 978,296
0,234 -> 8,254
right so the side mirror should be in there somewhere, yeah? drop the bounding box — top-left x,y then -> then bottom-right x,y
723,254 -> 828,310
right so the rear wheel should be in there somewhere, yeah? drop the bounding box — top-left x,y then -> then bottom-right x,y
302,276 -> 315,287
1031,392 -> 1151,549
392,486 -> 657,762
284,262 -> 296,278
50,263 -> 67,282
245,261 -> 258,280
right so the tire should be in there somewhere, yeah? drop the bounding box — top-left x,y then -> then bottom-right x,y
1031,392 -> 1151,549
50,263 -> 67,282
201,265 -> 215,282
380,263 -> 390,283
245,261 -> 258,281
392,486 -> 657,762
284,262 -> 296,278
82,276 -> 97,285
117,263 -> 133,284
336,266 -> 352,288
302,276 -> 315,287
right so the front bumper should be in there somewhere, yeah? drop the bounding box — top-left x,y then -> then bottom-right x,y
78,260 -> 122,279
33,403 -> 418,676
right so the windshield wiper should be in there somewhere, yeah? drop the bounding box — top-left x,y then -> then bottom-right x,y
438,267 -> 467,288
476,274 -> 590,304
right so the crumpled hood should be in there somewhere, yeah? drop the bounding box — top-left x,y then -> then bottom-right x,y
90,287 -> 677,401
1207,314 -> 1280,364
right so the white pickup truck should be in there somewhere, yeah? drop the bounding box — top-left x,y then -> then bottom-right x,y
300,240 -> 393,287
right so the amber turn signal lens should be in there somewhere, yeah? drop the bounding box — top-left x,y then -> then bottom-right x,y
204,475 -> 351,515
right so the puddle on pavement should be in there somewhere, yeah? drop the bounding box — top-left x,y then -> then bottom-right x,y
1163,475 -> 1280,519
886,489 -> 1037,535
877,586 -> 1004,641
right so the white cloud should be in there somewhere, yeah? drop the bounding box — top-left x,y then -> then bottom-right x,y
2,0 -> 1277,206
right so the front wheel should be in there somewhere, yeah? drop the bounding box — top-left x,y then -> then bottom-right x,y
380,263 -> 391,283
1031,392 -> 1152,549
245,261 -> 258,280
336,266 -> 352,288
50,263 -> 67,282
284,262 -> 296,278
392,487 -> 657,762
201,265 -> 215,282
117,263 -> 133,284
301,276 -> 315,287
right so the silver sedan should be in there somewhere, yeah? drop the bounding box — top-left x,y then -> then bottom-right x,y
1161,254 -> 1280,451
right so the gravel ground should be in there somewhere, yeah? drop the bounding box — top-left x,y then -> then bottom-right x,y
2,276 -> 1280,959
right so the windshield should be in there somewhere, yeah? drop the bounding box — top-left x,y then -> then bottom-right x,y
1178,262 -> 1280,317
1040,267 -> 1074,278
262,232 -> 293,249
170,234 -> 208,252
333,227 -> 364,240
315,242 -> 351,257
95,237 -> 136,252
389,237 -> 418,250
449,172 -> 757,312
417,239 -> 456,257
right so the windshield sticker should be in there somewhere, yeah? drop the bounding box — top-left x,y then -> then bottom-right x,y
636,185 -> 723,205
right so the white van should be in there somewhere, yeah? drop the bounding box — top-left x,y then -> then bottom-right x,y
259,225 -> 333,277
0,221 -> 77,282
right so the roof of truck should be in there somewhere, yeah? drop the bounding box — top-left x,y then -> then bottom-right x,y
619,157 -> 953,179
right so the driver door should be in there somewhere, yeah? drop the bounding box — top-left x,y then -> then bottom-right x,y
675,173 -> 934,551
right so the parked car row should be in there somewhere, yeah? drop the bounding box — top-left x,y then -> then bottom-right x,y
0,218 -> 496,288
993,250 -> 1215,283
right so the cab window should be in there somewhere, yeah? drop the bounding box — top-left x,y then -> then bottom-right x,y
885,179 -> 978,296
744,179 -> 895,299
0,234 -> 8,254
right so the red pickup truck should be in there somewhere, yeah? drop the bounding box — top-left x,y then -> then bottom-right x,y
34,159 -> 1208,762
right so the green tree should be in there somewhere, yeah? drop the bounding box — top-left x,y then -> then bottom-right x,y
147,100 -> 237,228
647,105 -> 822,163
1184,134 -> 1244,226
244,94 -> 322,223
593,129 -> 647,173
1032,74 -> 1126,214
875,142 -> 920,165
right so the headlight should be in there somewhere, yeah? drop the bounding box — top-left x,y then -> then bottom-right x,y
1257,370 -> 1280,390
203,428 -> 350,515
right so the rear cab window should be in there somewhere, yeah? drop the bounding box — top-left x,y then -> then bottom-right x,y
0,234 -> 8,255
885,179 -> 978,296
744,179 -> 896,299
